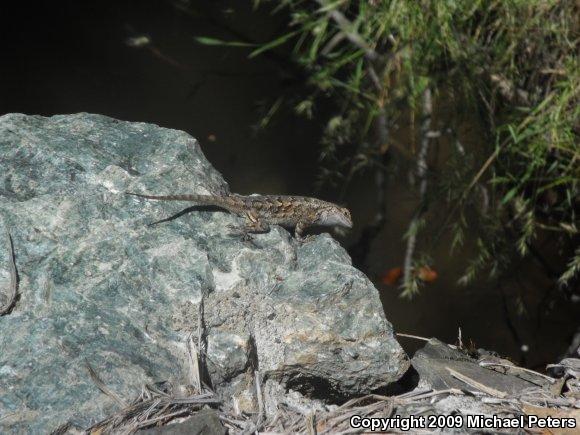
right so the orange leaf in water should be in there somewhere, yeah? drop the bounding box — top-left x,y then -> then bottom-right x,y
417,266 -> 438,283
380,267 -> 402,286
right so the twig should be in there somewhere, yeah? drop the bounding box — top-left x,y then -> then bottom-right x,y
198,293 -> 205,357
402,88 -> 432,294
446,367 -> 507,398
314,0 -> 379,61
395,388 -> 432,400
197,290 -> 210,390
87,393 -> 220,432
481,397 -> 522,406
399,389 -> 464,402
187,333 -> 202,393
85,360 -> 127,407
134,408 -> 190,429
0,230 -> 18,315
306,411 -> 317,435
396,333 -> 431,342
478,362 -> 557,384
255,370 -> 265,429
240,370 -> 265,435
219,415 -> 247,428
467,147 -> 500,194
49,422 -> 71,435
185,292 -> 208,394
366,63 -> 383,92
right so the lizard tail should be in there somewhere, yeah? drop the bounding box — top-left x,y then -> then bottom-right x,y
126,192 -> 220,205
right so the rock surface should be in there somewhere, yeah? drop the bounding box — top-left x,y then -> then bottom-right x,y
246,340 -> 579,434
411,339 -> 549,394
138,409 -> 226,435
0,113 -> 409,433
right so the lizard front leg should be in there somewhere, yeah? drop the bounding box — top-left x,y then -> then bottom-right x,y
294,220 -> 308,242
228,210 -> 270,240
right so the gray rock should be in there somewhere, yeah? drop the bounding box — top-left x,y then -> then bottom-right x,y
412,339 -> 543,394
138,409 -> 226,435
0,113 -> 409,433
547,358 -> 580,380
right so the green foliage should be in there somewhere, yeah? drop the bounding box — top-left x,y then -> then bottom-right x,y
559,248 -> 580,286
198,1 -> 579,292
281,0 -> 579,291
194,36 -> 255,48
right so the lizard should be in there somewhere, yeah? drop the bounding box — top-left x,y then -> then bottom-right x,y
126,191 -> 353,241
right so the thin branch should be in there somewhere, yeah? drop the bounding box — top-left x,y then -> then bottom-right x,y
306,411 -> 317,435
399,389 -> 465,402
255,370 -> 265,429
85,360 -> 127,408
402,87 -> 433,295
314,0 -> 379,61
478,362 -> 556,384
187,333 -> 202,393
396,333 -> 431,342
447,367 -> 507,398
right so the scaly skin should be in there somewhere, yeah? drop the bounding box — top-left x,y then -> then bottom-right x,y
126,192 -> 353,240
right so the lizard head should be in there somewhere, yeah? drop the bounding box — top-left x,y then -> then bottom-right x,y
317,205 -> 353,228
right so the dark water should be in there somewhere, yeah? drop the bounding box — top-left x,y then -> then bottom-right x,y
2,0 -> 577,368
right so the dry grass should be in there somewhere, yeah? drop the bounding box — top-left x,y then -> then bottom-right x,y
80,290 -> 579,433
84,380 -> 579,434
84,350 -> 579,434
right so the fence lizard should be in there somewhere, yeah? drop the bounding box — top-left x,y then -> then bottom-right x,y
126,192 -> 352,241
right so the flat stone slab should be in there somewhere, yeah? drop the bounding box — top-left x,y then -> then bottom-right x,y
412,339 -> 547,394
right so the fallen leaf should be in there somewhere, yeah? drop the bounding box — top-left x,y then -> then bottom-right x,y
417,266 -> 438,283
380,267 -> 402,286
